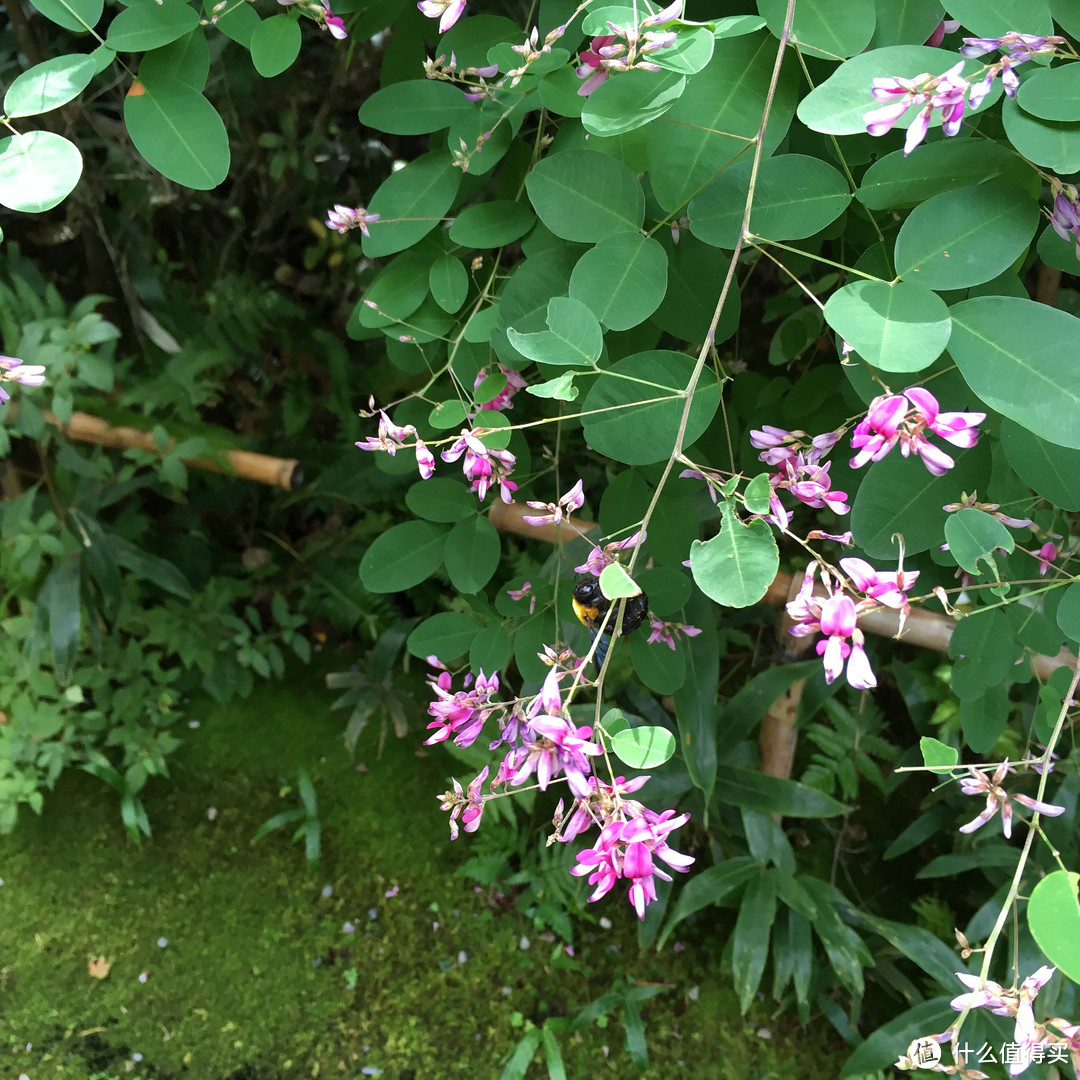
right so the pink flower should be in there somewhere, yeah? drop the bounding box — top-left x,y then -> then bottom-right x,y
438,766 -> 490,840
417,0 -> 465,33
574,530 -> 645,576
441,428 -> 518,502
325,204 -> 377,236
512,713 -> 602,797
1037,542 -> 1058,576
840,557 -> 919,610
522,479 -> 585,527
958,760 -> 1065,839
424,669 -> 501,747
645,616 -> 701,650
320,0 -> 347,38
0,356 -> 46,402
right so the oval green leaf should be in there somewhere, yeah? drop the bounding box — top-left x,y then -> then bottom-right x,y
31,0 -> 103,33
124,76 -> 229,189
689,154 -> 851,249
362,151 -> 462,258
610,725 -> 677,769
894,182 -> 1038,290
943,508 -> 1014,576
449,200 -> 535,248
429,255 -> 469,313
406,611 -> 483,662
1002,96 -> 1080,173
359,520 -> 448,592
4,55 -> 96,118
404,477 -> 476,523
507,296 -> 603,367
525,149 -> 644,242
1000,418 -> 1080,511
582,350 -> 720,465
949,296 -> 1080,449
359,79 -> 472,135
758,0 -> 875,58
0,131 -> 83,212
569,232 -> 668,331
1016,64 -> 1080,122
1028,870 -> 1080,984
823,280 -> 950,373
107,0 -> 201,52
444,515 -> 500,594
139,30 -> 211,91
250,14 -> 301,78
689,504 -> 779,608
581,68 -> 686,137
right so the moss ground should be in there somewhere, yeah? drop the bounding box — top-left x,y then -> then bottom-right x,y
1,659 -> 865,1080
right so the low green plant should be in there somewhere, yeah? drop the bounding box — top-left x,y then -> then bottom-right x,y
252,768 -> 322,870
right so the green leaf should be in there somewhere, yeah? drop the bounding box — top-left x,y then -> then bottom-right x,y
1016,64 -> 1080,122
948,609 -> 1023,700
214,0 -> 260,47
405,477 -> 476,523
362,151 -> 462,258
610,725 -> 677,769
406,611 -> 483,662
715,662 -> 820,757
850,442 -> 990,558
429,255 -> 469,313
960,685 -> 1009,754
917,848 -> 1019,878
690,503 -> 779,609
1055,582 -> 1080,643
526,372 -> 580,400
647,32 -> 798,212
949,297 -> 1080,449
107,534 -> 193,598
658,857 -> 759,950
4,55 -> 96,117
920,736 -> 958,773
0,131 -> 82,212
139,30 -> 211,91
714,766 -> 848,817
124,76 -> 229,190
39,555 -> 81,683
444,515 -> 500,594
856,141 -> 1014,210
1028,870 -> 1080,985
893,182 -> 1038,290
581,350 -> 720,465
650,27 -> 715,74
629,632 -> 688,694
524,149 -> 644,242
758,0 -> 876,58
469,621 -> 511,674
106,0 -> 201,51
569,233 -> 668,330
249,14 -> 302,78
581,68 -> 687,137
358,79 -> 472,134
449,200 -> 535,248
690,154 -> 850,249
598,562 -> 643,599
1001,96 -> 1080,173
31,0 -> 103,33
799,46 -> 996,135
651,233 -> 742,344
673,608 -> 721,803
945,0 -> 1052,36
823,280 -> 950,373
359,521 -> 448,592
732,872 -> 777,1012
944,508 -> 1014,576
506,296 -> 603,367
847,910 -> 962,993
868,0 -> 946,48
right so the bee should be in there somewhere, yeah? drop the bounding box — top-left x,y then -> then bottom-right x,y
571,574 -> 649,670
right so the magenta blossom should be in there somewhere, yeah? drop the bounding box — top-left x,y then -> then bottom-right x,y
575,529 -> 646,576
575,0 -> 682,97
1037,542 -> 1059,576
1047,183 -> 1080,260
441,428 -> 518,502
506,581 -> 536,614
571,809 -> 693,919
958,759 -> 1065,839
438,766 -> 490,840
425,669 -> 501,747
850,387 -> 984,475
646,616 -> 701,650
840,557 -> 919,610
786,563 -> 877,689
319,0 -> 347,38
355,410 -> 434,479
512,713 -> 602,797
417,0 -> 465,32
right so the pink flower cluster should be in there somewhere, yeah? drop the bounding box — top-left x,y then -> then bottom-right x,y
1046,182 -> 1080,260
355,410 -> 435,478
950,966 -> 1080,1077
646,616 -> 701,650
865,33 -> 1065,155
433,653 -> 693,918
851,387 -> 984,476
325,205 -> 378,236
577,0 -> 682,97
441,428 -> 518,502
473,364 -> 528,413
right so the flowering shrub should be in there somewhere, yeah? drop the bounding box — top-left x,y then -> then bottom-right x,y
7,0 -> 1080,1074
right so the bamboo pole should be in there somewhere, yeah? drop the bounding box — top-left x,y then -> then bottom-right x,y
36,410 -> 303,490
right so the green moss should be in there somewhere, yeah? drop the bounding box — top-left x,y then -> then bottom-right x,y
2,663 -> 854,1080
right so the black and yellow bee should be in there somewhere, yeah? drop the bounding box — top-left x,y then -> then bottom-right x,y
572,574 -> 649,670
